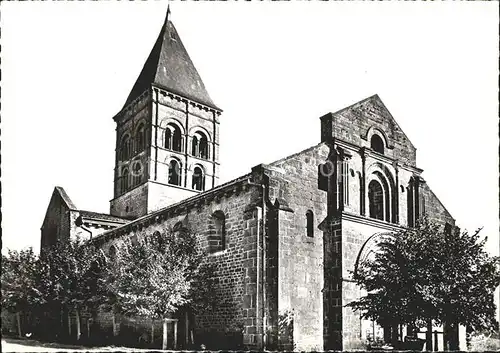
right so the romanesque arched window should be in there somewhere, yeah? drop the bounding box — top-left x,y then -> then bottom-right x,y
306,210 -> 314,237
192,166 -> 205,191
191,135 -> 199,157
212,210 -> 226,252
199,133 -> 209,159
120,134 -> 132,160
165,123 -> 182,152
121,168 -> 129,193
371,135 -> 384,154
136,123 -> 146,153
192,131 -> 209,159
132,160 -> 142,186
368,180 -> 384,220
168,159 -> 181,186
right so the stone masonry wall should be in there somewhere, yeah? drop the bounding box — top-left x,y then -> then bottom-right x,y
95,180 -> 261,349
110,184 -> 148,219
41,190 -> 72,247
321,95 -> 417,166
264,142 -> 330,351
420,182 -> 455,227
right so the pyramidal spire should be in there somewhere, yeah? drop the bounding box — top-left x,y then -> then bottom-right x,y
122,5 -> 219,110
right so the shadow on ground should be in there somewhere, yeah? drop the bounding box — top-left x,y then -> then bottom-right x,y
1,338 -> 156,352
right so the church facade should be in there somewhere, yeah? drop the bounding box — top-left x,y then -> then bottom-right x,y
41,10 -> 457,351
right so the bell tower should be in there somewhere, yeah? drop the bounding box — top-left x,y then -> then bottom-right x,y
110,8 -> 222,219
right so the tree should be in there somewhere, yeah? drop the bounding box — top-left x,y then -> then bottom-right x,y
348,216 -> 500,349
1,248 -> 44,337
103,229 -> 217,349
38,238 -> 106,341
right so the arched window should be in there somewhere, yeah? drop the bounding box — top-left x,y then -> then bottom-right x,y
306,210 -> 314,237
191,136 -> 199,157
371,135 -> 384,154
192,166 -> 205,191
368,180 -> 384,220
199,134 -> 209,159
121,168 -> 129,193
136,123 -> 146,153
165,123 -> 182,152
120,135 -> 132,160
132,160 -> 142,186
192,131 -> 209,159
168,159 -> 181,186
212,211 -> 226,252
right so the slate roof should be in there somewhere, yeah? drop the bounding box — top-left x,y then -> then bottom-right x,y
79,210 -> 129,224
123,12 -> 219,110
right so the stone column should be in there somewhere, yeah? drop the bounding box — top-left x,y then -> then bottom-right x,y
184,101 -> 189,188
393,162 -> 400,224
360,148 -> 367,216
341,150 -> 352,210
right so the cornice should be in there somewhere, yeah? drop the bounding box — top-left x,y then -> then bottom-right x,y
153,85 -> 222,114
333,138 -> 423,174
341,211 -> 404,232
113,89 -> 151,122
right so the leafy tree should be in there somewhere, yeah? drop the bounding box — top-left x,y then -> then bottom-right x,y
1,248 -> 44,337
348,216 -> 500,349
103,229 -> 217,349
38,238 -> 106,341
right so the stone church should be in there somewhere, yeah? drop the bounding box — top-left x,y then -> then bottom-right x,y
41,9 -> 457,351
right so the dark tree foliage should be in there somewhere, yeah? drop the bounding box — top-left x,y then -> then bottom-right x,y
2,240 -> 106,340
102,229 -> 218,349
103,230 -> 217,318
348,216 -> 500,335
38,238 -> 106,340
1,248 -> 44,337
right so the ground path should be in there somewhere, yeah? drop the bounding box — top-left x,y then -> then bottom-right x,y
1,338 -> 157,352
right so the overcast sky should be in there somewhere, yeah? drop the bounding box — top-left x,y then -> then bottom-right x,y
2,1 -> 498,255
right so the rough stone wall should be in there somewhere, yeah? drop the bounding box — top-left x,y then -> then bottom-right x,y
147,182 -> 199,213
323,219 -> 342,350
113,92 -> 151,198
110,184 -> 149,219
97,182 -> 261,349
420,182 -> 455,227
264,143 -> 330,351
321,95 -> 417,166
41,190 -> 72,247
